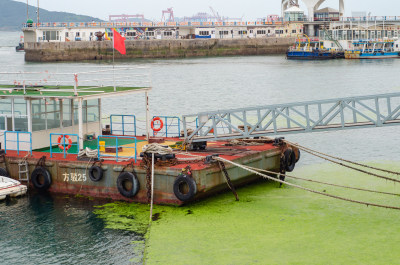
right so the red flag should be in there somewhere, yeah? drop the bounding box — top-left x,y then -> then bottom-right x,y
112,28 -> 126,55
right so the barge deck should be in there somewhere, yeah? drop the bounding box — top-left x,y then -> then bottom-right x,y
0,68 -> 299,205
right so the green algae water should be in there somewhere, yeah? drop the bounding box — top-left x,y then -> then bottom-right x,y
91,162 -> 400,264
1,32 -> 400,264
145,162 -> 400,264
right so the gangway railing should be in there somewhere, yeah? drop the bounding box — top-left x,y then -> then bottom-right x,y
183,92 -> 400,143
50,133 -> 79,158
110,115 -> 137,136
4,131 -> 32,155
152,116 -> 181,137
97,135 -> 137,162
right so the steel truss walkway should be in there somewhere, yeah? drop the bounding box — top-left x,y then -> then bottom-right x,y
182,92 -> 400,143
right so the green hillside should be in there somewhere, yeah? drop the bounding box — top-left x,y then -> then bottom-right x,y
0,0 -> 103,31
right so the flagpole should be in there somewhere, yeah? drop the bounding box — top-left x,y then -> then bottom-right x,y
113,29 -> 116,91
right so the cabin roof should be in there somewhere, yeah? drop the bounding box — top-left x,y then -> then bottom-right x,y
315,7 -> 339,13
0,85 -> 151,100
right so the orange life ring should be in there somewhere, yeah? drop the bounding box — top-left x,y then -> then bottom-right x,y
58,135 -> 73,151
151,117 -> 164,132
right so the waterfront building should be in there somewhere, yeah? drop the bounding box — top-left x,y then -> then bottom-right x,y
22,21 -> 304,43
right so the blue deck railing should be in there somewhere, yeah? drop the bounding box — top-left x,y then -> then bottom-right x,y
97,135 -> 137,162
50,133 -> 79,158
110,114 -> 137,136
152,116 -> 181,137
4,131 -> 32,155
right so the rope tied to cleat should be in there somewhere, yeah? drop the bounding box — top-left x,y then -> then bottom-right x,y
214,156 -> 400,211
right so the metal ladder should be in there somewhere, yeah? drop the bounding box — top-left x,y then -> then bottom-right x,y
18,160 -> 29,185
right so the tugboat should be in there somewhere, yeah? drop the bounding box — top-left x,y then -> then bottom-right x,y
15,36 -> 24,52
286,34 -> 336,60
345,38 -> 400,59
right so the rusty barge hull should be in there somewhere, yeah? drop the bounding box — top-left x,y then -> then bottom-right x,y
0,140 -> 283,205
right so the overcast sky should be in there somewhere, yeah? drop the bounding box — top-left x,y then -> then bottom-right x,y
16,0 -> 400,21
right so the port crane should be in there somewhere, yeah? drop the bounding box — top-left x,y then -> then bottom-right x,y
161,8 -> 175,22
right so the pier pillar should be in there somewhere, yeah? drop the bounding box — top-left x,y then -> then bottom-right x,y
27,99 -> 32,133
307,24 -> 315,37
78,98 -> 84,149
145,92 -> 150,141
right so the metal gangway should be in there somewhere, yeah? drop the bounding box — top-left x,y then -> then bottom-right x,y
182,92 -> 400,143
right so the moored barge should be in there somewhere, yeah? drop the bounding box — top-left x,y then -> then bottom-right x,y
0,68 -> 300,205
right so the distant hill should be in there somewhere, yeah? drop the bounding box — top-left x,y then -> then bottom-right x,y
0,0 -> 103,31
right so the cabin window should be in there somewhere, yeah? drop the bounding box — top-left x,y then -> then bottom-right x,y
73,99 -> 99,125
0,99 -> 12,131
86,99 -> 99,122
62,100 -> 73,127
46,100 -> 61,130
163,31 -> 173,36
238,30 -> 247,35
32,99 -> 60,131
0,99 -> 27,131
257,30 -> 266,35
127,32 -> 136,37
32,99 -> 48,131
145,32 -> 155,37
292,30 -> 296,33
219,31 -> 229,35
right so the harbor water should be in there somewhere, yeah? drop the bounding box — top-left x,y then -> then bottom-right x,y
1,31 -> 400,264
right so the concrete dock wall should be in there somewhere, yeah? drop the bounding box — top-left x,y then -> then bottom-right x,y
25,38 -> 295,62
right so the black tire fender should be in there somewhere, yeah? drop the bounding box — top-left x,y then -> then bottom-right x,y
31,167 -> 52,191
284,149 -> 296,172
117,172 -> 139,198
173,174 -> 197,202
295,149 -> 301,163
0,167 -> 9,177
89,166 -> 103,182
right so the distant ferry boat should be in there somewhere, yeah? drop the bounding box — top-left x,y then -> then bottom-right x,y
286,36 -> 337,60
345,39 -> 400,59
15,36 -> 24,52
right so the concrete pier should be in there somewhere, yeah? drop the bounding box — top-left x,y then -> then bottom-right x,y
24,38 -> 296,62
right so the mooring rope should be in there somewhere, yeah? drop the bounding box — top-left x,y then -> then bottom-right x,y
244,165 -> 400,197
284,141 -> 400,184
286,140 -> 400,176
215,156 -> 400,211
